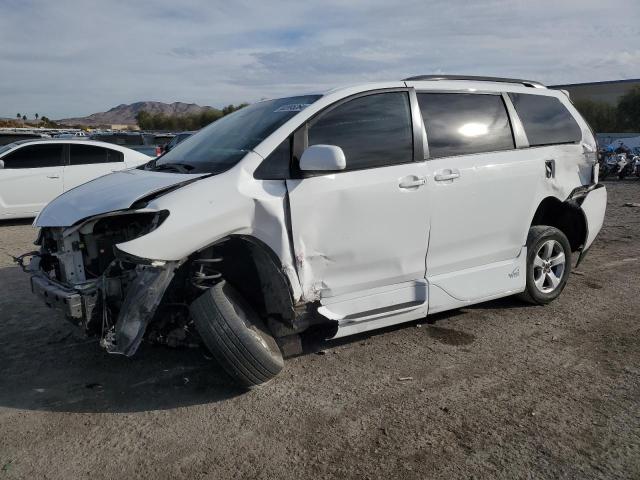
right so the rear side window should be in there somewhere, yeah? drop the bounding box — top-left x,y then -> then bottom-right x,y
417,93 -> 514,158
2,144 -> 64,169
70,144 -> 124,165
308,92 -> 413,170
508,93 -> 582,146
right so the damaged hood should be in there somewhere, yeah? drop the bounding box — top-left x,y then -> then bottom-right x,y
36,168 -> 206,227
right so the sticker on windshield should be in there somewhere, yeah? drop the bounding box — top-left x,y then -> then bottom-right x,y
274,103 -> 312,113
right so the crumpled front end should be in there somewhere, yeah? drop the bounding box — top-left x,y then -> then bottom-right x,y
23,211 -> 181,356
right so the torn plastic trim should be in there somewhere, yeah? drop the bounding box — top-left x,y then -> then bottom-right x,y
113,244 -> 169,267
103,261 -> 178,357
566,182 -> 604,206
575,245 -> 591,269
62,209 -> 169,238
574,184 -> 607,268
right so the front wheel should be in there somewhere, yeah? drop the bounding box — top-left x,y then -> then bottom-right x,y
190,281 -> 284,387
519,226 -> 572,305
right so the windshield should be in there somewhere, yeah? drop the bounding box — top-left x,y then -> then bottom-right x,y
149,95 -> 321,174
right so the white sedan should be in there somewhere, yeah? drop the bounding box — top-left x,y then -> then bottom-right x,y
0,139 -> 151,220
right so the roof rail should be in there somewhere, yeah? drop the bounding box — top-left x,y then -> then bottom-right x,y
403,75 -> 546,88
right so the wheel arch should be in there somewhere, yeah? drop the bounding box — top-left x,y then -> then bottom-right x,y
200,234 -> 298,324
530,196 -> 587,253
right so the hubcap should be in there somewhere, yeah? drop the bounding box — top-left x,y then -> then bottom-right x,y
533,239 -> 565,294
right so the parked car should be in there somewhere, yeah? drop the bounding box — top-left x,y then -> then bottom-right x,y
53,131 -> 88,139
0,139 -> 150,219
22,76 -> 606,387
161,131 -> 194,155
89,132 -> 159,157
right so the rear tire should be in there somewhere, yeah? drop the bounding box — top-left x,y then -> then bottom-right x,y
190,281 -> 284,387
518,226 -> 572,305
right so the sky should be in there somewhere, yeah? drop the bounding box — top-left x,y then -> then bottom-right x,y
1,0 -> 639,119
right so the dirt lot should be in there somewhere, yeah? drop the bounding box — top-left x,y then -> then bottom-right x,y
0,181 -> 638,480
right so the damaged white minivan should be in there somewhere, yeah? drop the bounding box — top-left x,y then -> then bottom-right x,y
20,76 -> 607,386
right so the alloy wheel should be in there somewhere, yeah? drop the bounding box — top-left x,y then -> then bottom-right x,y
533,239 -> 566,294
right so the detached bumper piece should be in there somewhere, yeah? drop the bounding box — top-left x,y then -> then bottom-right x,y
30,274 -> 97,325
569,183 -> 607,267
103,263 -> 177,357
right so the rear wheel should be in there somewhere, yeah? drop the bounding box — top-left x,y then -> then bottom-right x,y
190,281 -> 284,387
519,226 -> 572,305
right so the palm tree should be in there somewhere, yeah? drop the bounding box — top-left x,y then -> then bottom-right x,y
22,115 -> 27,121
35,113 -> 39,122
16,113 -> 21,121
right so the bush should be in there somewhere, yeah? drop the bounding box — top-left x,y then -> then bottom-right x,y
136,103 -> 248,131
573,99 -> 619,132
617,86 -> 640,132
573,86 -> 640,133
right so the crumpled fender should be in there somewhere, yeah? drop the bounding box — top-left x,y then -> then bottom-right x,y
113,153 -> 304,303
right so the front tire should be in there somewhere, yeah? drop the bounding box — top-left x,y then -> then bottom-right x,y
190,281 -> 284,387
519,226 -> 572,305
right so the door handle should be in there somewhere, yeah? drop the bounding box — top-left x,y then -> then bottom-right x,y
399,176 -> 426,189
46,175 -> 60,179
434,169 -> 460,182
545,159 -> 555,179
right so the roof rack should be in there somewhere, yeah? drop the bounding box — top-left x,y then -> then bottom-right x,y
402,75 -> 546,88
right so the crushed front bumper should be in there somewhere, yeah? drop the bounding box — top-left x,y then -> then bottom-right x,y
26,255 -> 178,356
30,274 -> 97,324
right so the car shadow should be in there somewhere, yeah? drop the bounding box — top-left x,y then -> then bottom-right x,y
299,308 -> 469,354
465,295 -> 527,310
0,218 -> 34,227
1,261 -> 533,414
300,296 -> 533,354
0,265 -> 242,414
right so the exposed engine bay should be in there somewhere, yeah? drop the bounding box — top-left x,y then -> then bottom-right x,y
23,211 -> 207,356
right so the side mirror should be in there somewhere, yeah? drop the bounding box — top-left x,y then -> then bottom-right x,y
300,144 -> 346,172
0,159 -> 4,169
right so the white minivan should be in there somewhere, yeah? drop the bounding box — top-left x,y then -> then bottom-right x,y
0,139 -> 150,219
22,76 -> 606,386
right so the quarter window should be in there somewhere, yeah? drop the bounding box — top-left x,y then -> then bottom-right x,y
70,144 -> 124,165
308,92 -> 413,170
508,93 -> 582,146
417,93 -> 514,158
254,137 -> 292,179
2,144 -> 64,169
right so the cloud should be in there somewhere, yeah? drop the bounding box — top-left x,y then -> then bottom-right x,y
0,0 -> 638,118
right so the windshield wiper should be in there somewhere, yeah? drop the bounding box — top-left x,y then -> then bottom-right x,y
149,162 -> 195,174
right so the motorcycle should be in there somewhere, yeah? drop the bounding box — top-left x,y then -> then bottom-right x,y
616,153 -> 632,180
631,153 -> 640,178
599,152 -> 621,180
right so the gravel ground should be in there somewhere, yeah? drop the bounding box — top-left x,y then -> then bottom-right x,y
0,180 -> 638,480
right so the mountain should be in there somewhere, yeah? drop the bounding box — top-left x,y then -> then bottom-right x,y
57,101 -> 220,126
